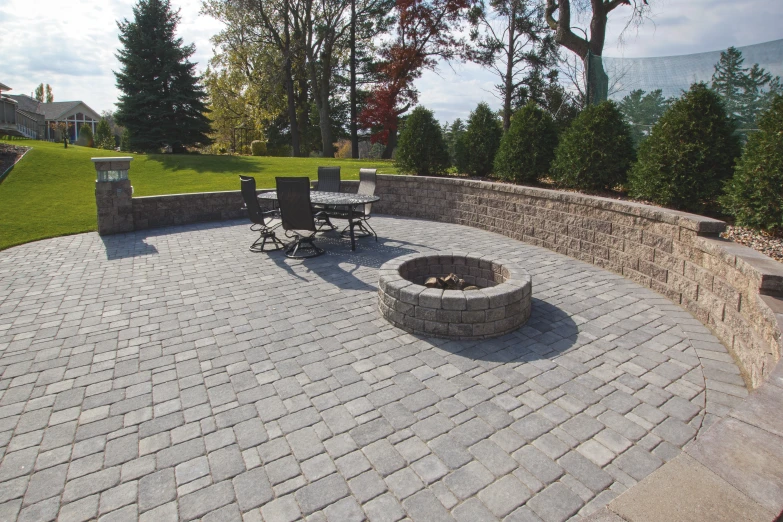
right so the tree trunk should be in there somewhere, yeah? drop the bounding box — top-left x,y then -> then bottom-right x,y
502,4 -> 516,132
584,52 -> 608,105
350,0 -> 359,158
312,44 -> 334,158
284,58 -> 301,156
283,5 -> 301,156
382,128 -> 397,159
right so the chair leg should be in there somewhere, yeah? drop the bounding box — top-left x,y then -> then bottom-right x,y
340,219 -> 376,240
361,220 -> 377,241
314,211 -> 337,232
250,229 -> 285,252
284,234 -> 325,259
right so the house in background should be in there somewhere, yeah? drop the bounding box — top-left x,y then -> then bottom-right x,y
0,81 -> 101,141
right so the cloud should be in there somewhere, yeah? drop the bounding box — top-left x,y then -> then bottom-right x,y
0,0 -> 219,114
417,0 -> 783,122
0,0 -> 780,122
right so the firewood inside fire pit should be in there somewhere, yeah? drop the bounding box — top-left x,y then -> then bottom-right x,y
424,273 -> 479,290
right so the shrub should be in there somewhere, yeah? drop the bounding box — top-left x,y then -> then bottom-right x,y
550,101 -> 635,190
395,107 -> 450,176
494,103 -> 558,183
251,140 -> 267,156
119,128 -> 131,152
461,103 -> 502,176
334,139 -> 351,158
76,124 -> 94,147
94,119 -> 115,150
628,83 -> 741,212
720,95 -> 783,231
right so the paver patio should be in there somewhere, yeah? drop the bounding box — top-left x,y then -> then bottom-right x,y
0,216 -> 746,521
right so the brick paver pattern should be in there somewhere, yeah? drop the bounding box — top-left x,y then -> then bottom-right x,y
0,216 -> 745,522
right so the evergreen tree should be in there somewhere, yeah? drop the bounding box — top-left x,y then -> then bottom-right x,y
95,119 -> 115,150
721,95 -> 783,232
461,103 -> 502,177
712,47 -> 782,127
494,102 -> 558,183
120,129 -> 132,152
115,0 -> 211,152
550,101 -> 634,190
711,47 -> 746,120
395,107 -> 450,176
444,119 -> 466,167
628,84 -> 740,213
618,89 -> 671,146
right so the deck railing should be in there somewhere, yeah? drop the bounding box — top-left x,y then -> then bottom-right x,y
0,97 -> 17,127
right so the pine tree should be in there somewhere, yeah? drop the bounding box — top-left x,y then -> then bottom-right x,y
114,0 -> 211,152
711,47 -> 782,127
461,103 -> 502,177
711,47 -> 746,120
618,89 -> 671,146
95,119 -> 115,150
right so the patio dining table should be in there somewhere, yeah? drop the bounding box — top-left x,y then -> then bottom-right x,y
257,190 -> 380,251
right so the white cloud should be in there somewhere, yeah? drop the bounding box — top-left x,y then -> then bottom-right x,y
0,0 -> 220,114
419,0 -> 783,122
0,0 -> 780,122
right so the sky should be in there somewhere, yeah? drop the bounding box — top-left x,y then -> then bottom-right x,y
1,0 -> 781,124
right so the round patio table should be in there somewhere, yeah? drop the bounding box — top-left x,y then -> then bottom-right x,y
257,190 -> 380,251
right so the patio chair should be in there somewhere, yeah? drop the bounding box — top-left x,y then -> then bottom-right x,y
317,166 -> 341,193
276,177 -> 325,259
314,166 -> 342,231
340,168 -> 378,241
240,175 -> 284,252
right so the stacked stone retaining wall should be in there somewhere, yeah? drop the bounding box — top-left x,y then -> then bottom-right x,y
365,175 -> 783,389
118,175 -> 782,388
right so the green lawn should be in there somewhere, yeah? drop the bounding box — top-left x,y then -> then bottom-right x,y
0,138 -> 397,251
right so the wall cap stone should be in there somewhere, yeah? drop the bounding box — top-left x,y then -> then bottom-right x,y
91,157 -> 134,163
377,174 -> 726,233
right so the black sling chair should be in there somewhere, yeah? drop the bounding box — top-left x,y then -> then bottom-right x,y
239,175 -> 284,252
276,177 -> 325,259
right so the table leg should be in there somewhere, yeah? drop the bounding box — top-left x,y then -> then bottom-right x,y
349,205 -> 357,251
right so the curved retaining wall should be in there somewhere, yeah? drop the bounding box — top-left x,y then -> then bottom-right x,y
363,175 -> 783,390
113,174 -> 783,389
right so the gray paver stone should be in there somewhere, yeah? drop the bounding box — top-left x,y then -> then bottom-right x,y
208,444 -> 246,482
138,468 -> 176,512
295,473 -> 349,515
23,463 -> 67,505
527,482 -> 583,522
178,480 -> 236,521
402,490 -> 455,522
232,467 -> 273,511
62,467 -> 121,503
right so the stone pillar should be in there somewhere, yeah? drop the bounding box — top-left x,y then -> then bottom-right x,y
93,157 -> 134,235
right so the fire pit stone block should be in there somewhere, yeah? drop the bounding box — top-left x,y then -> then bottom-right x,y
378,252 -> 532,340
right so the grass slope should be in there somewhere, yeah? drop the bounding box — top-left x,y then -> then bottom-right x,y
0,139 -> 396,251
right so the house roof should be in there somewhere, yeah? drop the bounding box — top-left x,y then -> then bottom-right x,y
0,82 -> 11,92
40,101 -> 83,120
7,94 -> 41,114
5,94 -> 100,121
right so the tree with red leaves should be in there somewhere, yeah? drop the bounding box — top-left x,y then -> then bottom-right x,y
359,0 -> 477,158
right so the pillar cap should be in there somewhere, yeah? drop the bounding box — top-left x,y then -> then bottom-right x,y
92,157 -> 134,163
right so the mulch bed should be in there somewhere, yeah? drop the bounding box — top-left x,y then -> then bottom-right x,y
0,143 -> 30,177
720,225 -> 783,263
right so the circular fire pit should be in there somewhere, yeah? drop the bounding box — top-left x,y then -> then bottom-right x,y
378,252 -> 532,340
